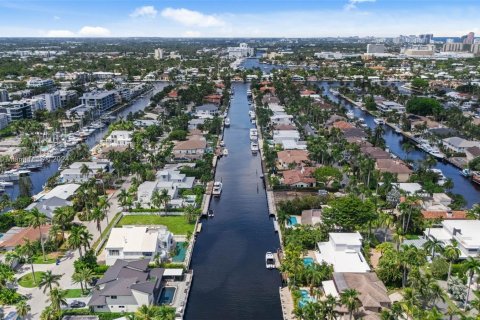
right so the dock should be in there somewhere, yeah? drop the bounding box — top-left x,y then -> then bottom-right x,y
196,223 -> 202,234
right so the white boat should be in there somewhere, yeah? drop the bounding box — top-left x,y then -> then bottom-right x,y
249,111 -> 256,120
265,252 -> 275,269
251,119 -> 256,125
461,168 -> 472,177
212,181 -> 223,196
220,140 -> 225,147
224,118 -> 230,127
223,148 -> 229,156
251,142 -> 259,153
373,118 -> 385,125
329,88 -> 339,96
247,89 -> 252,97
249,128 -> 258,141
0,181 -> 13,187
429,169 -> 447,186
346,111 -> 355,119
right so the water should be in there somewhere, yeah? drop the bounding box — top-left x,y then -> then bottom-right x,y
185,83 -> 282,320
172,242 -> 186,263
160,287 -> 176,305
4,82 -> 169,201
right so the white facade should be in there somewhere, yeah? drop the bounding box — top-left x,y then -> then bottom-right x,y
315,232 -> 371,273
228,43 -> 254,59
442,137 -> 479,153
26,77 -> 54,88
154,48 -> 163,60
426,220 -> 480,259
105,226 -> 174,266
367,44 -> 386,54
0,114 -> 9,130
106,130 -> 133,146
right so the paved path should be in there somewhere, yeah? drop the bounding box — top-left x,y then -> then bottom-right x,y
15,178 -> 131,319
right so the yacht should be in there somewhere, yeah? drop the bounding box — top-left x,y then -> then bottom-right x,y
249,111 -> 256,120
251,142 -> 259,153
346,111 -> 355,120
212,181 -> 223,196
0,181 -> 13,187
249,128 -> 258,141
265,252 -> 275,269
373,118 -> 385,125
223,148 -> 229,156
329,88 -> 339,96
422,144 -> 445,159
224,118 -> 230,127
429,169 -> 447,186
461,168 -> 472,177
247,89 -> 252,97
219,140 -> 225,147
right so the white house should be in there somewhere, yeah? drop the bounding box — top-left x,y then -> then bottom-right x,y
106,130 -> 133,147
442,137 -> 479,153
105,226 -> 174,266
270,114 -> 294,126
60,161 -> 112,183
425,220 -> 480,259
315,232 -> 371,273
377,101 -> 405,113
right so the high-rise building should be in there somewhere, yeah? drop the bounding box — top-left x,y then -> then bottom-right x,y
0,89 -> 8,102
227,43 -> 254,59
472,43 -> 480,55
154,48 -> 163,60
366,44 -> 385,54
443,43 -> 465,52
419,34 -> 433,44
463,32 -> 475,45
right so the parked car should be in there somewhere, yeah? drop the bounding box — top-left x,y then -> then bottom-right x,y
70,300 -> 86,308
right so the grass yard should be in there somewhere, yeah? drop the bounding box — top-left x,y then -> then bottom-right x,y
65,289 -> 90,298
33,253 -> 60,264
117,215 -> 195,235
18,271 -> 46,288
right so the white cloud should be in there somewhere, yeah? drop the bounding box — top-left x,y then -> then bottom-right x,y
130,5 -> 157,18
53,16 -> 60,20
46,29 -> 75,37
161,8 -> 225,27
78,26 -> 111,37
344,0 -> 376,11
183,30 -> 201,37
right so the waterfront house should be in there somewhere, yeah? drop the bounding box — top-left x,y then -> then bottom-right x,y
60,161 -> 112,183
33,183 -> 80,201
422,210 -> 467,220
270,114 -> 294,126
360,146 -> 391,160
442,137 -> 479,154
315,232 -> 371,273
106,130 -> 133,147
280,167 -> 316,188
0,225 -> 51,252
26,197 -> 72,219
375,159 -> 412,182
377,100 -> 405,113
425,220 -> 480,259
105,226 -> 174,266
172,135 -> 207,160
195,104 -> 219,118
88,259 -> 164,312
277,150 -> 310,170
466,146 -> 480,161
273,129 -> 300,145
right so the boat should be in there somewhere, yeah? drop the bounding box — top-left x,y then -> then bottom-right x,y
373,118 -> 385,125
224,118 -> 230,127
212,181 -> 223,196
0,181 -> 13,187
223,148 -> 229,156
249,128 -> 258,141
249,111 -> 256,120
265,252 -> 275,269
247,89 -> 252,97
461,168 -> 472,177
429,169 -> 447,186
251,142 -> 259,153
251,119 -> 256,125
329,88 -> 339,96
346,111 -> 355,120
424,145 -> 445,159
219,140 -> 225,147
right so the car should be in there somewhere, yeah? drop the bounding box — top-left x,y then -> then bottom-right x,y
318,190 -> 328,197
69,300 -> 86,308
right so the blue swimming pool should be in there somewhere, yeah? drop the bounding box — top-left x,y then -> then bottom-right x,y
287,216 -> 298,226
159,287 -> 176,305
172,242 -> 186,262
298,289 -> 315,308
303,257 -> 314,267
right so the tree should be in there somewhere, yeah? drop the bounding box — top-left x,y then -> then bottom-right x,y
15,300 -> 31,319
152,189 -> 170,215
89,207 -> 106,233
423,237 -> 444,258
444,242 -> 461,282
18,174 -> 32,197
80,163 -> 92,179
322,195 -> 376,231
18,239 -> 37,283
39,306 -> 59,320
72,266 -> 93,295
52,206 -> 75,240
135,305 -> 175,320
38,270 -> 62,294
184,204 -> 199,223
463,257 -> 480,309
118,189 -> 131,209
406,97 -> 442,117
48,287 -> 67,312
26,208 -> 48,261
68,225 -> 87,257
313,166 -> 342,187
340,289 -> 360,320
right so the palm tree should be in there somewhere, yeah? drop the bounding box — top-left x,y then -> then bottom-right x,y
184,204 -> 199,223
80,163 -> 92,179
156,305 -> 176,320
463,257 -> 480,309
26,208 -> 48,261
152,189 -> 170,215
52,206 -> 75,240
18,239 -> 38,283
38,270 -> 62,294
72,266 -> 93,295
423,238 -> 444,258
135,305 -> 162,320
340,289 -> 359,320
98,195 -> 111,224
118,188 -> 131,209
4,249 -> 22,268
89,207 -> 106,233
444,242 -> 461,282
67,225 -> 85,257
48,287 -> 67,312
15,300 -> 31,319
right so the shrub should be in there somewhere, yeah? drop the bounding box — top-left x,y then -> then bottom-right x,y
430,257 -> 449,280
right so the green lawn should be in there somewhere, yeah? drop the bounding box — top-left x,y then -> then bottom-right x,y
117,215 -> 195,235
18,271 -> 46,288
33,255 -> 57,264
65,289 -> 89,298
405,234 -> 420,240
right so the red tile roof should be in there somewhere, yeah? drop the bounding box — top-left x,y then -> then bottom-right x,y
422,210 -> 467,220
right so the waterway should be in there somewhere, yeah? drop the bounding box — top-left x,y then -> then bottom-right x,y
4,82 -> 168,201
241,57 -> 479,208
185,83 -> 282,319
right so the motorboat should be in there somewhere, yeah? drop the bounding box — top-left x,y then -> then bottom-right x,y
424,145 -> 445,159
346,111 -> 355,120
249,111 -> 256,120
223,148 -> 229,156
461,168 -> 472,177
220,140 -> 225,147
224,118 -> 230,127
265,252 -> 275,269
329,88 -> 339,96
251,142 -> 259,153
247,89 -> 252,97
251,119 -> 256,125
249,128 -> 258,141
373,118 -> 385,125
0,181 -> 13,187
429,168 -> 447,186
212,181 -> 223,196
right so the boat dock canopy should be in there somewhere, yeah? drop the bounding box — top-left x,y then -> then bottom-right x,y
196,223 -> 202,233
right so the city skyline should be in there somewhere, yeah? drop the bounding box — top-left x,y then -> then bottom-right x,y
0,0 -> 479,38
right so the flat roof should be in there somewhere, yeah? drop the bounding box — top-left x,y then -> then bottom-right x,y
163,268 -> 183,277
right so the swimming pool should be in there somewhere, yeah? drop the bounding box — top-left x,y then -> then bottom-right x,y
287,216 -> 298,226
159,287 -> 176,305
298,289 -> 316,308
172,242 -> 186,262
303,257 -> 314,267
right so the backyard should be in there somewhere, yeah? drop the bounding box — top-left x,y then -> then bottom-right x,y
117,215 -> 195,235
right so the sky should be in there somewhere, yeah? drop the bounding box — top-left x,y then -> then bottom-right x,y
0,0 -> 479,38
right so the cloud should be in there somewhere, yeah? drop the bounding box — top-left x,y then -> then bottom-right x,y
130,5 -> 157,18
46,29 -> 75,37
344,0 -> 376,11
53,16 -> 60,20
161,8 -> 225,27
183,30 -> 201,37
78,26 -> 111,37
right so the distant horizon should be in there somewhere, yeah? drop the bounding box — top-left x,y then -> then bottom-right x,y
0,0 -> 479,38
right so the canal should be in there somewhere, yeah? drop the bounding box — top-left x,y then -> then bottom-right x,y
185,83 -> 282,320
4,82 -> 169,201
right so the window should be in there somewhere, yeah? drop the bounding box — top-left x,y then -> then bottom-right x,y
143,252 -> 152,257
110,296 -> 117,299
119,306 -> 125,308
109,250 -> 120,256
